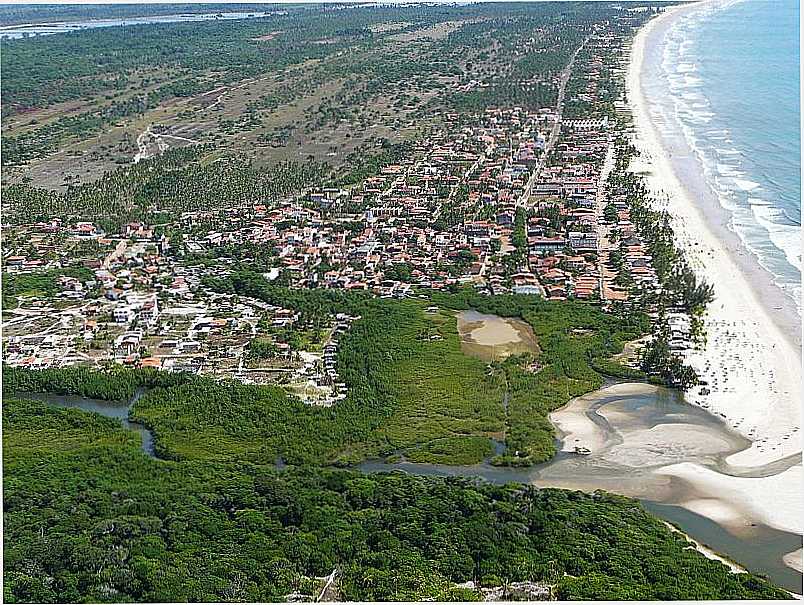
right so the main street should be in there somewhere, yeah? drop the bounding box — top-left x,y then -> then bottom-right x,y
518,38 -> 588,208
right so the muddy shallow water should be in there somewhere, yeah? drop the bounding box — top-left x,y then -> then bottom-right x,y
456,310 -> 539,362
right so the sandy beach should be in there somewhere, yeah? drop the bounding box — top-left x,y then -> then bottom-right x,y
365,380 -> 801,588
626,0 -> 802,571
546,381 -> 801,586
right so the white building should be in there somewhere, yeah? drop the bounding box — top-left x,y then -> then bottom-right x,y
113,305 -> 136,324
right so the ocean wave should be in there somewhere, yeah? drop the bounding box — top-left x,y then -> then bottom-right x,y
732,178 -> 762,192
752,211 -> 802,271
716,163 -> 741,176
657,0 -> 800,289
661,0 -> 802,314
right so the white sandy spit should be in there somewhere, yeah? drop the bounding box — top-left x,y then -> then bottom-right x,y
784,549 -> 803,574
655,462 -> 803,535
660,520 -> 745,574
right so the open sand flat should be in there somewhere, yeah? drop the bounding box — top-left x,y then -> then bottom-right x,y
627,2 -> 801,470
364,381 -> 801,587
551,382 -> 747,466
550,388 -> 616,453
655,462 -> 803,536
603,424 -> 735,468
542,381 -> 801,582
456,310 -> 539,362
784,549 -> 803,574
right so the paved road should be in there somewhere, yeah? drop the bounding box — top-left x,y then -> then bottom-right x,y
518,38 -> 588,208
596,139 -> 617,301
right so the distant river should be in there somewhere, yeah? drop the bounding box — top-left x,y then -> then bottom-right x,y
0,11 -> 278,40
18,389 -> 156,457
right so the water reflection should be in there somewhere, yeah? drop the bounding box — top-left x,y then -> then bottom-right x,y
18,389 -> 156,457
359,382 -> 802,592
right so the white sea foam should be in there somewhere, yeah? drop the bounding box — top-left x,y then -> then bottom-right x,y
733,178 -> 761,192
663,6 -> 797,299
716,163 -> 740,176
751,208 -> 803,269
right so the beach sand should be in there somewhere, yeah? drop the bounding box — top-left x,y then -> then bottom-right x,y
785,549 -> 803,574
660,520 -> 745,574
655,461 -> 802,534
627,0 -> 802,565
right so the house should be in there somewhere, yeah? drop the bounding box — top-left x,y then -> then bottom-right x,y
568,231 -> 598,252
114,331 -> 142,357
530,236 -> 566,254
139,296 -> 160,324
113,305 -> 136,324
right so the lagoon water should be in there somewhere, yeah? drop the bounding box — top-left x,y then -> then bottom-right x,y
0,12 -> 275,40
657,0 -> 801,311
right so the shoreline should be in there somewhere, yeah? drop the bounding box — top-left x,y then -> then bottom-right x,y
627,0 -> 802,469
362,381 -> 802,590
626,0 -> 802,574
659,520 -> 745,575
629,1 -> 802,348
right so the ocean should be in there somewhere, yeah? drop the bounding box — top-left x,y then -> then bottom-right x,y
660,0 -> 801,312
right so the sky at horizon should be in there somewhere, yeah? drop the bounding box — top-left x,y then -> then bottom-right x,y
0,0 -> 683,5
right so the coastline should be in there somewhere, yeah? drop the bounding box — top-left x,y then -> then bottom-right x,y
627,0 -> 802,467
629,1 -> 802,349
626,0 -> 802,570
659,520 -> 745,575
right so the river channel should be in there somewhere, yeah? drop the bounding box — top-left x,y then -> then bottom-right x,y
361,311 -> 803,592
19,388 -> 156,458
15,310 -> 803,591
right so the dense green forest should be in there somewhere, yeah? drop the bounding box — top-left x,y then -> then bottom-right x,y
3,365 -> 189,401
3,398 -> 789,602
202,271 -> 648,465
